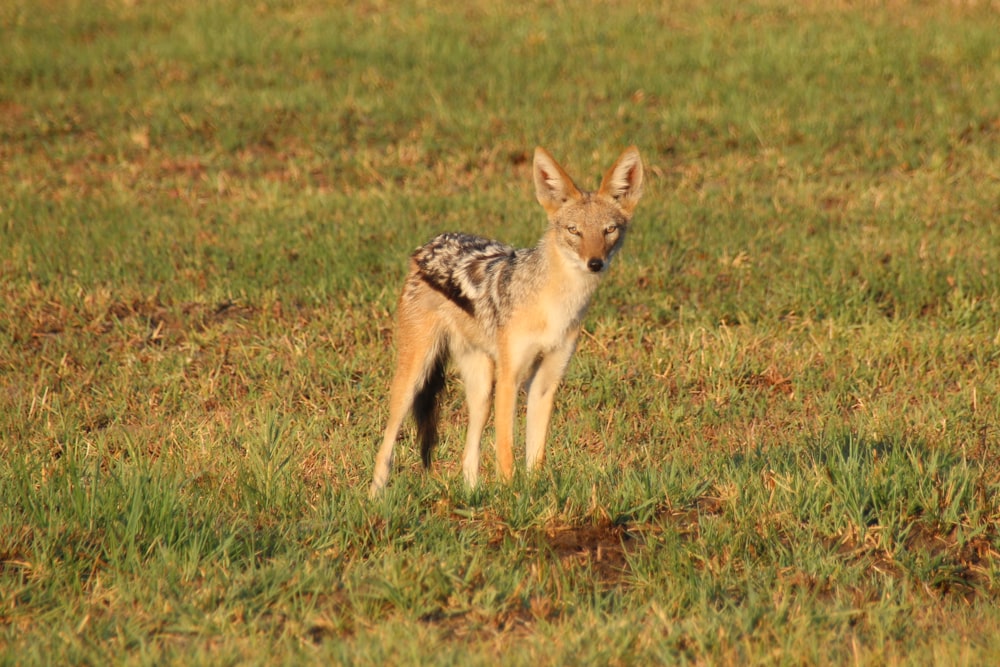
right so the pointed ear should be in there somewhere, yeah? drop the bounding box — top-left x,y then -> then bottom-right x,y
534,147 -> 582,215
598,146 -> 644,214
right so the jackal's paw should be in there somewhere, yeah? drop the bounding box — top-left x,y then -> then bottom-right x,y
368,478 -> 387,498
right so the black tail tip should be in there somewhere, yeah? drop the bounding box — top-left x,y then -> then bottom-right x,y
414,356 -> 447,471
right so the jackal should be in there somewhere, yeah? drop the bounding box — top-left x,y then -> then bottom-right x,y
370,146 -> 644,495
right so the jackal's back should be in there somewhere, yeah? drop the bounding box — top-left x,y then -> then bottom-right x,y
409,232 -> 536,331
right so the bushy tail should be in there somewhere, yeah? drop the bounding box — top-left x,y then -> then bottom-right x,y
413,354 -> 447,468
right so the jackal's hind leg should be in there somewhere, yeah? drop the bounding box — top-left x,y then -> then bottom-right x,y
370,315 -> 443,496
455,349 -> 494,488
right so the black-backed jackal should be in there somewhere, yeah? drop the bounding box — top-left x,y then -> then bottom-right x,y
370,147 -> 644,495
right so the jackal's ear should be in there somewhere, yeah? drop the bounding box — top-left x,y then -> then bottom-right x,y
534,147 -> 582,215
598,146 -> 644,215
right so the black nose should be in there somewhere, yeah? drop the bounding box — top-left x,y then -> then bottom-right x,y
587,258 -> 604,273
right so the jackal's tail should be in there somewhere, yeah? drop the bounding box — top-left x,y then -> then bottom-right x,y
414,353 -> 447,468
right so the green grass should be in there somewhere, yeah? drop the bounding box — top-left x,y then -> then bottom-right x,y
3,0 -> 1000,664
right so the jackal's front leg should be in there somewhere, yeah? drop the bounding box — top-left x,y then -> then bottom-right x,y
493,358 -> 518,482
525,337 -> 578,471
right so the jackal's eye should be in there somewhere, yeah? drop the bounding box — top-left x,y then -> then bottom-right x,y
604,224 -> 618,235
566,225 -> 580,236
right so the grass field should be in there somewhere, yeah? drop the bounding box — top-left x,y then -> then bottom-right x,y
3,0 -> 1000,664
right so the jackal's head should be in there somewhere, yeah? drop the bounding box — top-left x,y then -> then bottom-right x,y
534,146 -> 644,275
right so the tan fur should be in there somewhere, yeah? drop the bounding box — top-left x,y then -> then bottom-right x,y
370,147 -> 644,495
